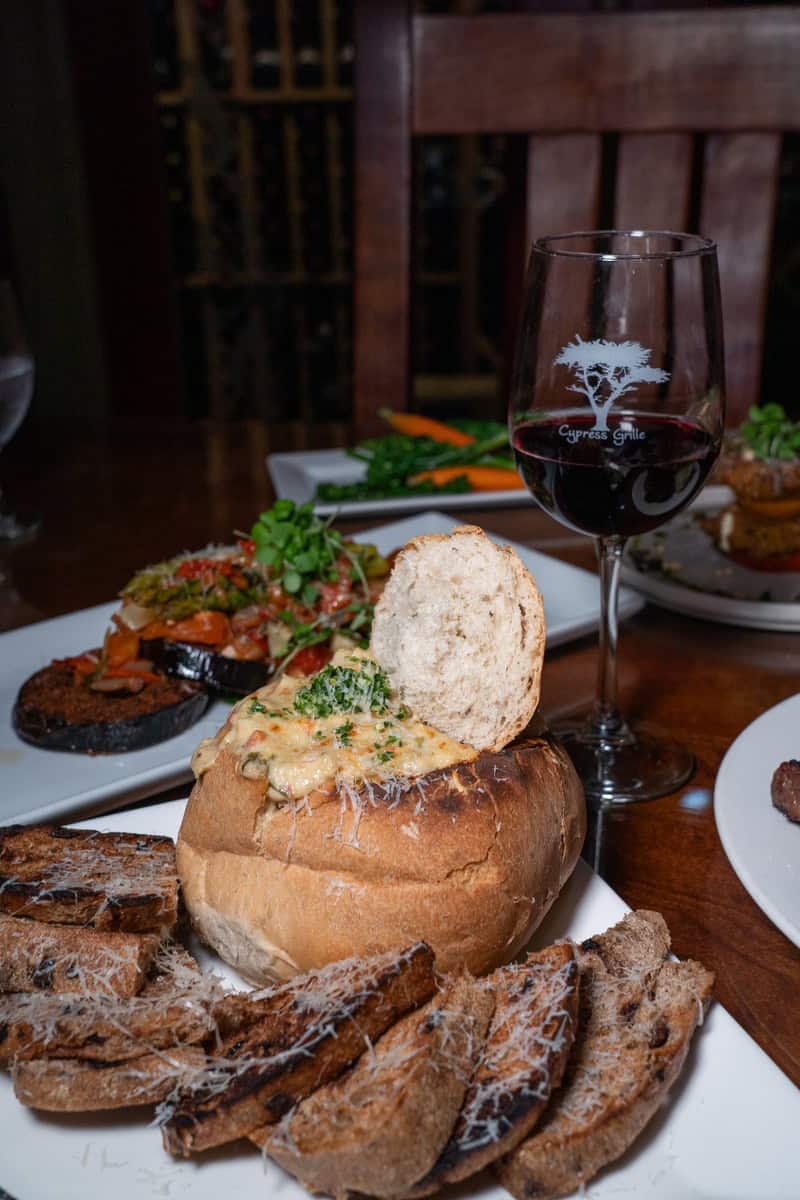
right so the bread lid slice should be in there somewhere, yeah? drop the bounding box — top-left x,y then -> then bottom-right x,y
255,971 -> 494,1199
410,940 -> 579,1195
496,910 -> 715,1200
370,525 -> 545,752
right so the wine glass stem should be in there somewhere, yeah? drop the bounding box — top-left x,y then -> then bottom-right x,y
591,536 -> 628,742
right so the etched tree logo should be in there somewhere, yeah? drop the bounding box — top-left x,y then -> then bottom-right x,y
554,336 -> 670,432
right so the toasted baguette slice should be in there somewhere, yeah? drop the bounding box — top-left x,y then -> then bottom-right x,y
0,914 -> 159,998
411,940 -> 579,1196
0,824 -> 178,933
370,526 -> 545,751
161,941 -> 437,1157
496,911 -> 714,1200
255,971 -> 494,1199
0,943 -> 222,1064
13,1046 -> 207,1111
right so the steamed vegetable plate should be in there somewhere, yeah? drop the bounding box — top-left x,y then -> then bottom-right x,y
315,409 -> 523,503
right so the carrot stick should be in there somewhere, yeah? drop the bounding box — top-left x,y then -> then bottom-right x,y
410,465 -> 525,491
378,408 -> 475,446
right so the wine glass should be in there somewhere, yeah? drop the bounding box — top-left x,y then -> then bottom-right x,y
0,280 -> 38,544
509,231 -> 724,804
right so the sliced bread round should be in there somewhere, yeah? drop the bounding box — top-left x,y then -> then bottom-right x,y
370,525 -> 545,752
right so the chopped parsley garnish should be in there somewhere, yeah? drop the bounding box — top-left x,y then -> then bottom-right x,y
396,706 -> 410,720
248,698 -> 268,715
334,720 -> 354,747
375,749 -> 395,763
741,403 -> 800,461
293,659 -> 390,718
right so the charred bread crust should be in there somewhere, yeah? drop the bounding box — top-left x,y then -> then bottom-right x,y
0,825 -> 178,932
140,637 -> 272,695
161,942 -> 437,1157
176,727 -> 586,981
13,1047 -> 207,1111
411,941 -> 580,1195
13,660 -> 209,754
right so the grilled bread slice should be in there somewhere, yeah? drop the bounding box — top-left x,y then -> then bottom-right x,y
370,525 -> 545,752
13,1046 -> 207,1111
161,941 -> 437,1157
411,940 -> 579,1196
0,914 -> 160,998
496,911 -> 714,1200
0,824 -> 178,933
0,943 -> 222,1064
256,971 -> 494,1199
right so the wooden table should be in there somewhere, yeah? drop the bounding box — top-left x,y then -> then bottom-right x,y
3,417 -> 799,1090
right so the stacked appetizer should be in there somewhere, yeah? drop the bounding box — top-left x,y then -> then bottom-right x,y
13,500 -> 390,755
707,403 -> 800,571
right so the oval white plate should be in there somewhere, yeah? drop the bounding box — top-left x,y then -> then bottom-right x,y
715,693 -> 800,947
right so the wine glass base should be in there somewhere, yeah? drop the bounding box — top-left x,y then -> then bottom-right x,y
552,721 -> 695,805
0,507 -> 41,547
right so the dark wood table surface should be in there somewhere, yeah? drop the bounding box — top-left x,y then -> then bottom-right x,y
2,418 -> 799,1091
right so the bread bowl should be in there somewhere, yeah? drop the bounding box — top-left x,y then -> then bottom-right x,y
177,526 -> 586,983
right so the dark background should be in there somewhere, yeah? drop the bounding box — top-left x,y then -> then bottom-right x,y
1,0 -> 799,437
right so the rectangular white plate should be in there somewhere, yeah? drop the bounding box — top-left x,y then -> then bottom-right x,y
268,446 -> 535,517
0,514 -> 642,827
0,796 -> 796,1200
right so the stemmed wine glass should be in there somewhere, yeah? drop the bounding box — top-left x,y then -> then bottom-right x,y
0,280 -> 38,544
509,231 -> 724,804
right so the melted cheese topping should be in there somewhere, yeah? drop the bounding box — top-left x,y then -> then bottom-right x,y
191,649 -> 477,800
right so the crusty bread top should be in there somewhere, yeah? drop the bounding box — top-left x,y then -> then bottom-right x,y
370,526 -> 545,752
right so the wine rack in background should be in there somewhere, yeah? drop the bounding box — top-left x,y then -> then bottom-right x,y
148,0 -> 511,430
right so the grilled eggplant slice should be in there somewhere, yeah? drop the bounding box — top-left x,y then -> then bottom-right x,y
140,637 -> 272,696
13,660 -> 209,754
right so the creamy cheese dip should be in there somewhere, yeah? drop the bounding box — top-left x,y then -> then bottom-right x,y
192,648 -> 477,800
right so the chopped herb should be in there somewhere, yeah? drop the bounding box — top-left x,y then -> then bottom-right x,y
293,658 -> 390,719
375,749 -> 395,763
313,729 -> 327,741
334,720 -> 354,747
385,734 -> 402,746
396,706 -> 410,720
248,698 -> 268,715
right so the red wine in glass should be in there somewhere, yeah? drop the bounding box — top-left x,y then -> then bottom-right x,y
513,412 -> 719,539
509,231 -> 725,806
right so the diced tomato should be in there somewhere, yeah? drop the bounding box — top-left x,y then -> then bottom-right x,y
175,557 -> 248,589
105,628 -> 141,667
103,666 -> 161,684
286,643 -> 333,676
318,580 -> 353,614
53,653 -> 98,676
728,549 -> 800,573
238,537 -> 256,556
141,609 -> 232,646
229,636 -> 270,661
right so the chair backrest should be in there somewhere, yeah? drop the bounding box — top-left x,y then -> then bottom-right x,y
354,3 -> 800,434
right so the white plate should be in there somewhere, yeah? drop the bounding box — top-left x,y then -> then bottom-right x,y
268,447 -> 535,517
0,513 -> 642,827
1,797 -> 797,1200
715,693 -> 800,948
621,485 -> 800,631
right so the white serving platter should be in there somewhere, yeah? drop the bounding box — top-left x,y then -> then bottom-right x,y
0,797 -> 797,1200
267,446 -> 535,517
715,692 -> 800,949
0,513 -> 642,827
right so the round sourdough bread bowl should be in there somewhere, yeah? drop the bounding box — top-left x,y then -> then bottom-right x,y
176,525 -> 585,984
176,719 -> 585,984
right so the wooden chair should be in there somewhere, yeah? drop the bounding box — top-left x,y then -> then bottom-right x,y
353,3 -> 800,434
